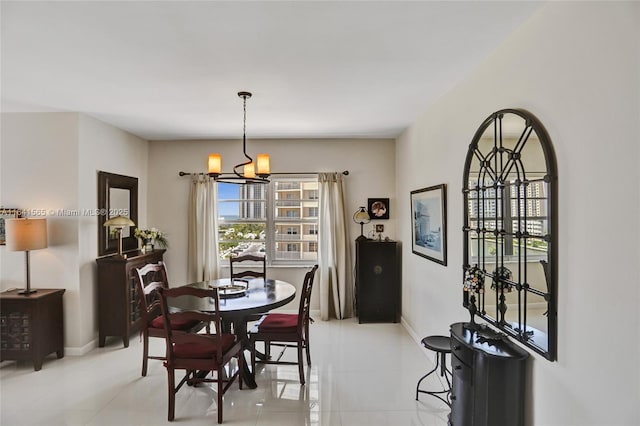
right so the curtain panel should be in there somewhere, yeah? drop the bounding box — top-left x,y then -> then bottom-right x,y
188,175 -> 220,282
318,172 -> 353,320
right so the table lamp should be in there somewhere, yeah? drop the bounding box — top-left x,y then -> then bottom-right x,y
353,206 -> 371,241
5,218 -> 48,295
104,215 -> 135,257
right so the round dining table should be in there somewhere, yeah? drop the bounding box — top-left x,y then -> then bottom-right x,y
174,278 -> 296,388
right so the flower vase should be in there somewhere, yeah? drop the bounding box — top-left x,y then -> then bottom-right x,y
141,238 -> 153,253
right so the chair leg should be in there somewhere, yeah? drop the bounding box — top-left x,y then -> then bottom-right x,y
217,367 -> 223,424
141,331 -> 149,377
297,343 -> 305,385
238,351 -> 243,390
305,337 -> 311,366
167,368 -> 176,421
250,338 -> 256,379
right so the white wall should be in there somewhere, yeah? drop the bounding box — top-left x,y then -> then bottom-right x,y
397,2 -> 639,425
148,138 -> 396,309
77,114 -> 149,348
0,112 -> 149,351
1,112 -> 82,348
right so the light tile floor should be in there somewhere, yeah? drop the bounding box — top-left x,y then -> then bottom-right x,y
1,318 -> 451,425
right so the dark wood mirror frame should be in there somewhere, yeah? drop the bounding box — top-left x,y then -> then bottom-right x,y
462,108 -> 557,361
98,171 -> 139,257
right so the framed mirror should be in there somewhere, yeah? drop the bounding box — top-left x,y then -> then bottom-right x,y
98,171 -> 138,256
462,109 -> 557,360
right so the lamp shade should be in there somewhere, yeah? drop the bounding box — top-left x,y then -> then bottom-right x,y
256,153 -> 270,176
5,218 -> 48,251
243,162 -> 256,178
208,153 -> 222,175
104,215 -> 135,228
353,207 -> 371,224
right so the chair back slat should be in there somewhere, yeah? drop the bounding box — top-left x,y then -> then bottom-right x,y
229,254 -> 266,281
135,262 -> 170,326
297,265 -> 318,333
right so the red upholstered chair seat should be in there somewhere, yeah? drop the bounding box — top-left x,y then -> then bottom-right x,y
172,334 -> 237,359
151,315 -> 201,331
258,313 -> 299,333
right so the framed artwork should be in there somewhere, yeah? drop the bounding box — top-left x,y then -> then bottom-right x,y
368,198 -> 390,220
0,208 -> 21,245
410,184 -> 447,265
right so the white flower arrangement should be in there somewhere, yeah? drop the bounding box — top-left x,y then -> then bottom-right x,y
134,227 -> 168,248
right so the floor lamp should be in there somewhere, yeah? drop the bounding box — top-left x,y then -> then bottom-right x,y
5,218 -> 48,295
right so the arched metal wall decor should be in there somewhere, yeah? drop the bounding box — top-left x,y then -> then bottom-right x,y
462,109 -> 557,360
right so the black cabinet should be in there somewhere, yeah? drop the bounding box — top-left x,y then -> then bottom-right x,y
449,322 -> 529,426
356,240 -> 401,323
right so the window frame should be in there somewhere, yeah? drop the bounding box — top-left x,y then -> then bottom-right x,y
217,175 -> 319,267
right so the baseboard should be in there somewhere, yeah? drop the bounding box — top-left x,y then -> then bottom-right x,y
401,315 -> 437,364
65,338 -> 98,356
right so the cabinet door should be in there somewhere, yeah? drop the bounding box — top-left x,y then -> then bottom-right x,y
357,242 -> 399,322
450,353 -> 473,426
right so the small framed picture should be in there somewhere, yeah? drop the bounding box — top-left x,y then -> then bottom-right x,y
0,208 -> 21,245
368,198 -> 389,220
375,224 -> 384,233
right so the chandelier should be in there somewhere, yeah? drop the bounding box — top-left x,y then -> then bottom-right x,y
207,91 -> 270,184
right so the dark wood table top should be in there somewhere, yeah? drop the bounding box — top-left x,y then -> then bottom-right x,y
175,278 -> 296,319
0,288 -> 65,300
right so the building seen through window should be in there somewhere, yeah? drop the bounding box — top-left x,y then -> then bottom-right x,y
217,177 -> 319,264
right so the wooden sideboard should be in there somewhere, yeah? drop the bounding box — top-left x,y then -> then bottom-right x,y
96,249 -> 165,347
449,322 -> 529,426
0,288 -> 65,371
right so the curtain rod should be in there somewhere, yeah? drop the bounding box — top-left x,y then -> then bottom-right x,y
178,170 -> 349,177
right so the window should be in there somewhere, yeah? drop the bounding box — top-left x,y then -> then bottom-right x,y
217,176 -> 319,264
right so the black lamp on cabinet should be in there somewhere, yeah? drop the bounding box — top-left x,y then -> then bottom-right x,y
353,207 -> 370,241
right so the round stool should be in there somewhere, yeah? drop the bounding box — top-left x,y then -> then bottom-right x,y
415,335 -> 452,406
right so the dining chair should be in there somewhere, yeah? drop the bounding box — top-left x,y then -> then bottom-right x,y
229,253 -> 266,283
248,264 -> 318,385
158,285 -> 243,424
134,262 -> 205,377
229,253 -> 267,325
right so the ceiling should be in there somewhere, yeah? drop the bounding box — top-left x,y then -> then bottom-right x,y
1,1 -> 542,141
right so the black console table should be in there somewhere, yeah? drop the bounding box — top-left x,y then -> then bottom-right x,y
449,322 -> 529,426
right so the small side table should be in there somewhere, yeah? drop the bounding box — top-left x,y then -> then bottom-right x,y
0,288 -> 65,371
415,335 -> 452,407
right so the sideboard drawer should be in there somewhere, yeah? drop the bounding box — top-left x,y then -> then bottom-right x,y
451,352 -> 472,383
451,337 -> 473,366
